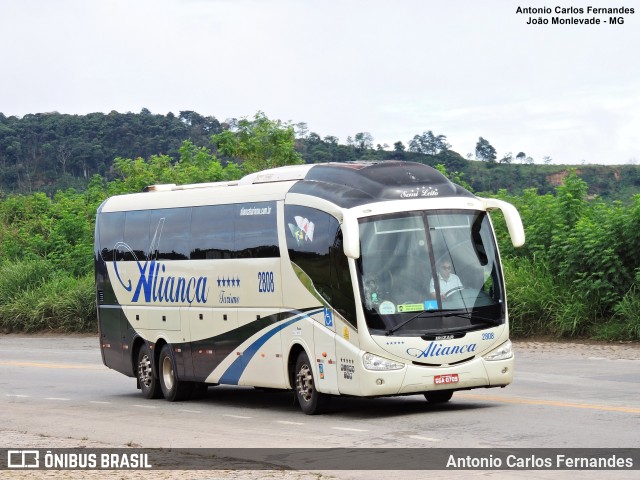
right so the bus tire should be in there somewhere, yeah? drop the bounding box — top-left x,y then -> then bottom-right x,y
137,343 -> 161,399
295,351 -> 328,415
424,390 -> 454,404
159,344 -> 193,402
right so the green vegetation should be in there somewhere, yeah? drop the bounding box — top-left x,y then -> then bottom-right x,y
492,172 -> 640,339
212,112 -> 303,173
0,110 -> 639,340
3,110 -> 639,200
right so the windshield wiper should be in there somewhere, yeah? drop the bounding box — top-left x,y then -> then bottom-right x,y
385,309 -> 501,336
385,311 -> 434,335
439,310 -> 502,325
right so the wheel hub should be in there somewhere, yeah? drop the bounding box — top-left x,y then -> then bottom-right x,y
296,364 -> 314,402
138,354 -> 153,387
162,356 -> 174,391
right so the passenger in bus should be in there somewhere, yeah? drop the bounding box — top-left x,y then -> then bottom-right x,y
430,260 -> 463,299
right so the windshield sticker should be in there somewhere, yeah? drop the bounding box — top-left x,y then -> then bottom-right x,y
379,301 -> 396,314
287,216 -> 315,245
397,303 -> 424,313
424,300 -> 438,310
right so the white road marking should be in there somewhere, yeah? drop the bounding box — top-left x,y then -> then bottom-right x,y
6,394 -> 30,398
179,409 -> 202,414
331,427 -> 368,432
89,401 -> 111,404
45,397 -> 70,401
275,420 -> 305,425
408,435 -> 440,442
133,404 -> 159,409
223,414 -> 252,419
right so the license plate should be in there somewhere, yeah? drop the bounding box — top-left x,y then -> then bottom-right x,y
434,374 -> 459,385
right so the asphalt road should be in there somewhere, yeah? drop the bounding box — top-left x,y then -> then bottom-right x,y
1,334 -> 639,478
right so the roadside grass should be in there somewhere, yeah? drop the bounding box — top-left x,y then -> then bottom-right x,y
0,258 -> 55,306
0,259 -> 95,333
593,285 -> 640,341
503,256 -> 637,340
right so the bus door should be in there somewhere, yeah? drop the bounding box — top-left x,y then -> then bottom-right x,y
313,306 -> 340,394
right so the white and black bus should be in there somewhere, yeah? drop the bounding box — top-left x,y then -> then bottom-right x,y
95,161 -> 525,414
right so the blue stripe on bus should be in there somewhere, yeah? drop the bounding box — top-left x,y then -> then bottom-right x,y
218,307 -> 324,385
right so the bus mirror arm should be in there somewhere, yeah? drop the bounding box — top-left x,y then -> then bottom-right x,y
342,212 -> 360,259
482,198 -> 526,248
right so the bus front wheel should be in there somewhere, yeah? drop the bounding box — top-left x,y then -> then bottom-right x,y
159,344 -> 193,402
295,351 -> 328,415
424,390 -> 454,404
137,343 -> 161,399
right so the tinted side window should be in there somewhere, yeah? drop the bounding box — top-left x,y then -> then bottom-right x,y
235,202 -> 279,258
98,212 -> 125,262
123,211 -> 150,261
149,208 -> 191,260
285,205 -> 332,304
190,205 -> 235,260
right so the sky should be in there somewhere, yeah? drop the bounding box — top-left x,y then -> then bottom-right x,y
0,0 -> 639,165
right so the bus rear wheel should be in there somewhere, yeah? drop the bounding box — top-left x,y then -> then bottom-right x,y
159,344 -> 193,402
137,343 -> 161,399
295,351 -> 328,415
424,390 -> 454,404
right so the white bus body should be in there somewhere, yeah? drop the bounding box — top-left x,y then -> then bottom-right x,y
95,161 -> 524,414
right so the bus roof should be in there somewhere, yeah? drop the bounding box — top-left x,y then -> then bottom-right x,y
99,161 -> 474,213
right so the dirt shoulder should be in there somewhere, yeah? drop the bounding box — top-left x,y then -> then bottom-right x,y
512,338 -> 640,360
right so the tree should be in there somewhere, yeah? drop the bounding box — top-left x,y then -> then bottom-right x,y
475,137 -> 497,163
499,152 -> 513,164
408,130 -> 450,155
211,111 -> 303,174
323,135 -> 339,146
353,132 -> 373,153
393,141 -> 405,153
516,152 -> 526,163
294,122 -> 309,139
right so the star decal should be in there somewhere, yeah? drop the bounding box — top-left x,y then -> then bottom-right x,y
217,276 -> 241,287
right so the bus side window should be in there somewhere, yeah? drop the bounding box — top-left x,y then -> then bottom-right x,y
285,205 -> 332,303
123,211 -> 150,261
190,205 -> 235,260
149,208 -> 191,260
98,212 -> 125,262
235,202 -> 279,258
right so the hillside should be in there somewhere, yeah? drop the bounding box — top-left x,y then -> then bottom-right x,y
1,110 -> 639,200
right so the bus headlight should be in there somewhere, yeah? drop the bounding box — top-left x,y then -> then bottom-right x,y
483,340 -> 514,361
363,353 -> 405,371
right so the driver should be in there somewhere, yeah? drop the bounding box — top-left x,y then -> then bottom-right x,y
430,261 -> 463,300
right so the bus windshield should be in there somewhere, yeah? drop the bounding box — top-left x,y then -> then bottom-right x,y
357,210 -> 504,336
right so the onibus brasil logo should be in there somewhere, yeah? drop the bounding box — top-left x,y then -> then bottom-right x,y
112,218 -> 209,305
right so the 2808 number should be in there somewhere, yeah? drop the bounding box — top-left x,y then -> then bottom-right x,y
482,332 -> 495,340
258,271 -> 275,293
